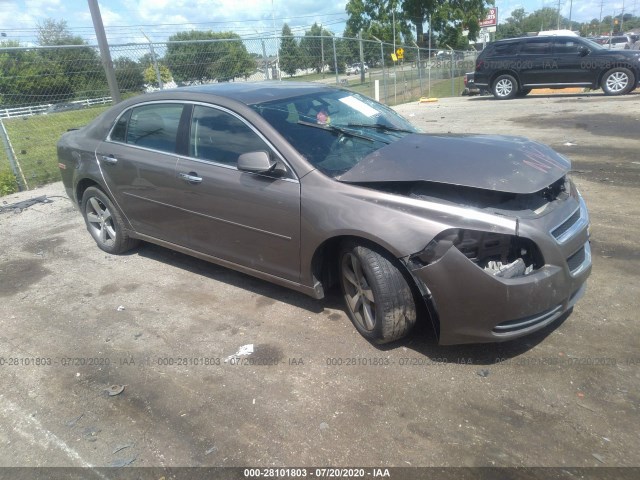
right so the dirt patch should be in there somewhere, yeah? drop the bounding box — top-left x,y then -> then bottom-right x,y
0,259 -> 51,297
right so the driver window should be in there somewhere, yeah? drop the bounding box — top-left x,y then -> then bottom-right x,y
189,105 -> 271,167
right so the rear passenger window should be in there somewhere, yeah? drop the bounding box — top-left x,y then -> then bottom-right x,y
125,104 -> 184,154
520,39 -> 552,54
189,105 -> 270,166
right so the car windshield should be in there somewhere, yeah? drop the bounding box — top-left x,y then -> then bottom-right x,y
250,90 -> 419,177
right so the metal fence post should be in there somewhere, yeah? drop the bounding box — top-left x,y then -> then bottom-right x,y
413,42 -> 423,97
332,37 -> 339,85
142,32 -> 163,90
0,118 -> 28,191
261,39 -> 269,80
87,0 -> 121,103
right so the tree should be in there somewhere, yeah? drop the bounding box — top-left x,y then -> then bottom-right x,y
0,40 -> 73,107
279,24 -> 302,77
114,57 -> 145,93
165,31 -> 256,83
345,0 -> 489,47
299,23 -> 334,73
36,18 -> 107,99
143,64 -> 173,87
345,0 -> 412,45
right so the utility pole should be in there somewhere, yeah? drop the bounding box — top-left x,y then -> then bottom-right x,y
557,0 -> 562,30
271,0 -> 280,80
569,0 -> 573,30
88,0 -> 121,103
621,0 -> 626,31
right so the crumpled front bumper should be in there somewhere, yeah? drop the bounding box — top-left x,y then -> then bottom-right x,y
407,196 -> 592,345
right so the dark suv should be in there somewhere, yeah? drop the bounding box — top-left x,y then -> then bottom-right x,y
474,35 -> 640,99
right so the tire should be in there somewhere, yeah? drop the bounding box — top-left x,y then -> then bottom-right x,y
492,74 -> 518,100
517,88 -> 532,97
601,68 -> 635,95
81,186 -> 138,254
339,241 -> 416,344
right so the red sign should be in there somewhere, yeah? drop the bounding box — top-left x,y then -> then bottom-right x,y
479,7 -> 498,28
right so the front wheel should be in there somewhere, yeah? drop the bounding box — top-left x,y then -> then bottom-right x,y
602,68 -> 635,95
492,74 -> 518,100
81,186 -> 139,254
339,241 -> 417,344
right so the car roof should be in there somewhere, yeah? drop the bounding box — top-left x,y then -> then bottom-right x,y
148,81 -> 337,106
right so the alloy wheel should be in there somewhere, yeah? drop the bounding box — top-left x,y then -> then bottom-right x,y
341,252 -> 376,331
85,196 -> 116,247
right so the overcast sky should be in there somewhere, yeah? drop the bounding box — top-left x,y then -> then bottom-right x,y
0,0 -> 635,45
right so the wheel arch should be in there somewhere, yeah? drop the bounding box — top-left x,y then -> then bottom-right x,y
309,234 -> 439,337
490,70 -> 521,88
596,64 -> 637,88
75,177 -> 102,206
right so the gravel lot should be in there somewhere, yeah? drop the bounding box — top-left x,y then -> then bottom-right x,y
1,91 -> 639,470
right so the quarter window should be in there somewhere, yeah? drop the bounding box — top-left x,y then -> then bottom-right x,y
125,104 -> 184,153
189,105 -> 271,166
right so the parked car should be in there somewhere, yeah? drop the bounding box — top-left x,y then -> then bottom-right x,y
595,34 -> 639,50
57,82 -> 591,345
346,63 -> 368,75
474,35 -> 640,99
43,102 -> 85,115
461,72 -> 488,95
436,50 -> 464,61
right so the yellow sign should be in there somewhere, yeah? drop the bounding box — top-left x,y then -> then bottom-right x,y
391,53 -> 398,62
396,48 -> 404,59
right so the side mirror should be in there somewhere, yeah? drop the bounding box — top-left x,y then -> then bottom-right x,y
578,46 -> 590,56
237,151 -> 277,173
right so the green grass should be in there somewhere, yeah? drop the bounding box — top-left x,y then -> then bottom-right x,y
1,106 -> 109,189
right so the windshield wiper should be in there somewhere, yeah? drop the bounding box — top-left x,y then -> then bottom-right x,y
296,120 -> 376,142
346,123 -> 416,134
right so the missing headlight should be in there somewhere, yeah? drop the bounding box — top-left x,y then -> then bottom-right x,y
409,228 -> 544,277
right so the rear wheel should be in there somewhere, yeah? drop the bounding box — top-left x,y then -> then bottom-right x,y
81,186 -> 138,254
339,241 -> 416,344
602,68 -> 635,95
492,74 -> 518,100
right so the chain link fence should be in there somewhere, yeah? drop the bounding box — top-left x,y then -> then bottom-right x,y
0,36 -> 478,194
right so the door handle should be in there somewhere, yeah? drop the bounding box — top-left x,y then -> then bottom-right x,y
178,172 -> 203,184
100,155 -> 118,165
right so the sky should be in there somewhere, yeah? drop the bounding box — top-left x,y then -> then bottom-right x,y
0,0 -> 636,45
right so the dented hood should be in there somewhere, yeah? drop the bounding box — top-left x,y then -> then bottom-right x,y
337,133 -> 571,194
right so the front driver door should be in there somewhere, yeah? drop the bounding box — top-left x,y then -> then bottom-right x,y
174,105 -> 301,282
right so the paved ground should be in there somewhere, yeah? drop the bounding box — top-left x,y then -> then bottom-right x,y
1,91 -> 639,469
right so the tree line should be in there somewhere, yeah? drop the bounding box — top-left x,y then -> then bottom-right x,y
497,8 -> 640,39
0,2 -> 495,106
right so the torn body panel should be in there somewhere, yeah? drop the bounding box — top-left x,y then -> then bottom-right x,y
403,184 -> 591,345
408,243 -> 590,345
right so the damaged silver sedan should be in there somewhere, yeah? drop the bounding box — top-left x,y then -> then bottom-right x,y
57,82 -> 591,345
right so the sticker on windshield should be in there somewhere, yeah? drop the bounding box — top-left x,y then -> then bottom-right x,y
339,96 -> 379,117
